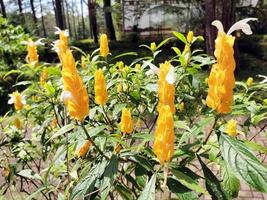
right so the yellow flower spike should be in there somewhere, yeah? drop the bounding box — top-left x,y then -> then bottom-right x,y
53,28 -> 69,61
25,38 -> 40,66
120,108 -> 134,134
40,68 -> 48,87
153,105 -> 174,164
77,140 -> 92,158
50,118 -> 58,128
81,56 -> 86,69
114,143 -> 122,153
178,102 -> 185,112
186,31 -> 194,43
61,49 -> 89,121
14,118 -> 22,129
246,77 -> 253,86
150,42 -> 157,52
206,18 -> 257,114
225,119 -> 238,137
117,83 -> 123,93
135,63 -> 141,71
8,91 -> 26,111
94,69 -> 108,105
157,61 -> 175,114
117,61 -> 124,71
100,34 -> 109,57
182,44 -> 191,66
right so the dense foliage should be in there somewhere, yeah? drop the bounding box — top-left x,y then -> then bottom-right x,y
0,18 -> 267,200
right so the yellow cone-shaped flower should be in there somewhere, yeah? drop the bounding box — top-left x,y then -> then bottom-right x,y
100,34 -> 109,57
246,77 -> 253,86
77,140 -> 92,158
120,108 -> 134,134
153,105 -> 174,164
150,42 -> 157,52
206,31 -> 236,113
53,28 -> 69,61
14,118 -> 22,129
225,119 -> 237,137
117,83 -> 123,93
26,38 -> 39,66
178,102 -> 185,112
157,61 -> 175,114
40,68 -> 48,87
94,69 -> 108,105
8,91 -> 26,111
187,31 -> 194,43
61,49 -> 89,121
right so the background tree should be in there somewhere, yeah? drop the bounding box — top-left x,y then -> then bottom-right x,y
88,0 -> 98,43
54,0 -> 65,29
30,0 -> 37,25
0,0 -> 6,18
103,0 -> 116,40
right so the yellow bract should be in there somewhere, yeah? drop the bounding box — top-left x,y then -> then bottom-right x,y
247,77 -> 253,86
150,42 -> 157,52
61,49 -> 89,121
120,108 -> 134,134
10,91 -> 24,111
77,140 -> 92,158
226,119 -> 237,137
178,102 -> 185,112
40,68 -> 48,87
26,38 -> 39,66
187,31 -> 194,43
153,105 -> 174,164
14,118 -> 22,129
94,69 -> 108,105
157,61 -> 175,114
100,34 -> 109,57
117,83 -> 123,93
206,31 -> 236,113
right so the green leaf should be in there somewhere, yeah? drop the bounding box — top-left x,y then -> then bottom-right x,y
157,37 -> 171,49
221,161 -> 240,198
197,155 -> 229,200
18,169 -> 42,180
171,169 -> 208,194
137,174 -> 156,200
100,155 -> 119,200
70,159 -> 108,200
172,47 -> 182,56
219,133 -> 267,192
44,82 -> 55,96
113,52 -> 138,60
167,177 -> 199,200
85,125 -> 107,138
115,183 -> 134,200
48,124 -> 75,142
243,140 -> 267,153
172,31 -> 187,44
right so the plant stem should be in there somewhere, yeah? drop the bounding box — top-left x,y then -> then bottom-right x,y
81,123 -> 110,160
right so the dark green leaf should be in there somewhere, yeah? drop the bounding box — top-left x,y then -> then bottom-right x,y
197,155 -> 229,200
115,183 -> 134,200
219,133 -> 267,192
100,155 -> 119,200
167,177 -> 199,200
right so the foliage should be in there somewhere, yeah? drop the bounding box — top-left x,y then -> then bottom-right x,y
0,27 -> 267,200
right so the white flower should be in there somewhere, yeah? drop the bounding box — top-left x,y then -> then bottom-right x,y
258,75 -> 267,84
8,93 -> 26,105
212,18 -> 257,35
60,90 -> 74,103
54,27 -> 69,37
21,38 -> 45,46
143,61 -> 176,84
52,40 -> 61,53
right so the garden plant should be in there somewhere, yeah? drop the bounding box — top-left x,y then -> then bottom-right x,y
0,17 -> 267,200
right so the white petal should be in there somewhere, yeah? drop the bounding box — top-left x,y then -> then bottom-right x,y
212,20 -> 224,32
60,91 -> 73,102
54,27 -> 61,34
8,97 -> 14,104
63,30 -> 69,37
35,38 -> 45,46
143,61 -> 159,75
165,66 -> 176,84
145,69 -> 155,76
227,18 -> 257,35
21,41 -> 28,45
21,95 -> 27,105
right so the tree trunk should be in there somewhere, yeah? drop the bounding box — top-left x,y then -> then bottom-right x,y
54,0 -> 65,29
103,0 -> 116,40
80,0 -> 86,38
88,0 -> 98,43
71,0 -> 77,39
205,0 -> 216,55
30,0 -> 37,24
0,0 -> 6,18
65,0 -> 72,37
17,0 -> 24,23
39,0 -> 47,37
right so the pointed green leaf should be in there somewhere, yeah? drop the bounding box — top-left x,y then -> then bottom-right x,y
137,174 -> 156,200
